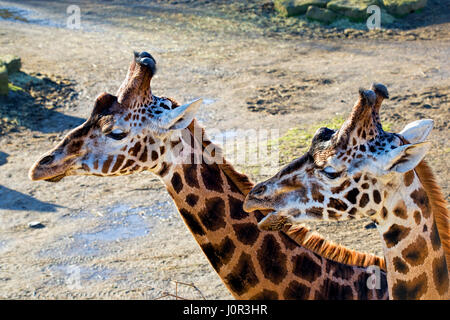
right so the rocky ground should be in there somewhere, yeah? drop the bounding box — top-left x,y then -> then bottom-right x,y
0,0 -> 448,299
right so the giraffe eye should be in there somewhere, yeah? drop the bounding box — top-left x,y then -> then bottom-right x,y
321,166 -> 340,179
106,129 -> 128,140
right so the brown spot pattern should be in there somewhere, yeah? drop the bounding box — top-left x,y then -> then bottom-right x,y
151,150 -> 158,161
359,193 -> 369,208
383,224 -> 411,248
393,200 -> 408,219
404,170 -> 415,187
200,163 -> 224,193
250,290 -> 279,300
392,273 -> 428,300
316,278 -> 353,300
311,182 -> 324,202
292,253 -> 322,282
171,172 -> 183,193
331,179 -> 351,194
392,257 -> 409,274
225,253 -> 259,295
232,223 -> 260,246
157,162 -> 170,176
283,281 -> 311,300
257,234 -> 287,284
401,236 -> 428,267
182,164 -> 200,188
139,147 -> 147,162
430,222 -> 442,251
102,155 -> 114,173
432,256 -> 449,295
198,197 -> 226,231
328,198 -> 348,211
228,195 -> 248,220
201,237 -> 236,271
373,190 -> 381,204
111,154 -> 125,172
179,208 -> 205,236
411,188 -> 431,218
413,210 -> 421,225
305,207 -> 323,218
129,142 -> 141,157
345,188 -> 359,204
185,193 -> 199,207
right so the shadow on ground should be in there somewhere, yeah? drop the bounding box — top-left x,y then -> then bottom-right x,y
0,151 -> 8,166
0,185 -> 63,212
387,0 -> 450,30
0,72 -> 84,135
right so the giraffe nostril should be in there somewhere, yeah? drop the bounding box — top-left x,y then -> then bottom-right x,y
252,184 -> 267,197
39,155 -> 54,166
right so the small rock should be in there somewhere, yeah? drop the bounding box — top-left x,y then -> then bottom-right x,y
306,5 -> 338,24
422,104 -> 432,109
382,0 -> 427,17
28,221 -> 45,229
344,28 -> 354,35
274,0 -> 330,17
364,222 -> 377,229
0,55 -> 21,74
0,65 -> 8,95
327,0 -> 379,22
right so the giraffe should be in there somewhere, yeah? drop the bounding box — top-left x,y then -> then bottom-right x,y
243,83 -> 450,300
29,52 -> 390,300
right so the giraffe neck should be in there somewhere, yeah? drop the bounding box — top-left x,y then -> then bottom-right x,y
152,124 -> 389,300
377,171 -> 449,299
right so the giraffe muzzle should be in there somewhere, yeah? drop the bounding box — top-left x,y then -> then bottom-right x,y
29,151 -> 74,182
243,194 -> 274,213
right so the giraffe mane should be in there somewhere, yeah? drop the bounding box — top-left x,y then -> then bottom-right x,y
284,224 -> 386,271
414,160 -> 450,271
187,120 -> 387,270
187,120 -> 254,195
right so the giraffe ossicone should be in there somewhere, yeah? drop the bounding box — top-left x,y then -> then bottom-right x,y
244,84 -> 450,299
29,53 -> 390,299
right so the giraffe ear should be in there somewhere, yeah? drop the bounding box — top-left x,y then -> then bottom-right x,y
399,119 -> 434,144
382,142 -> 431,173
162,98 -> 203,130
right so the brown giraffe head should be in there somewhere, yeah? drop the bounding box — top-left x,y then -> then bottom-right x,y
29,52 -> 203,182
243,84 -> 434,229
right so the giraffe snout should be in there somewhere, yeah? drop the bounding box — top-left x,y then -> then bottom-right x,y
243,183 -> 272,213
29,149 -> 73,182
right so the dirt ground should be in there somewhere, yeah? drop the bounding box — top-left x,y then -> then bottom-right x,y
0,0 -> 448,299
